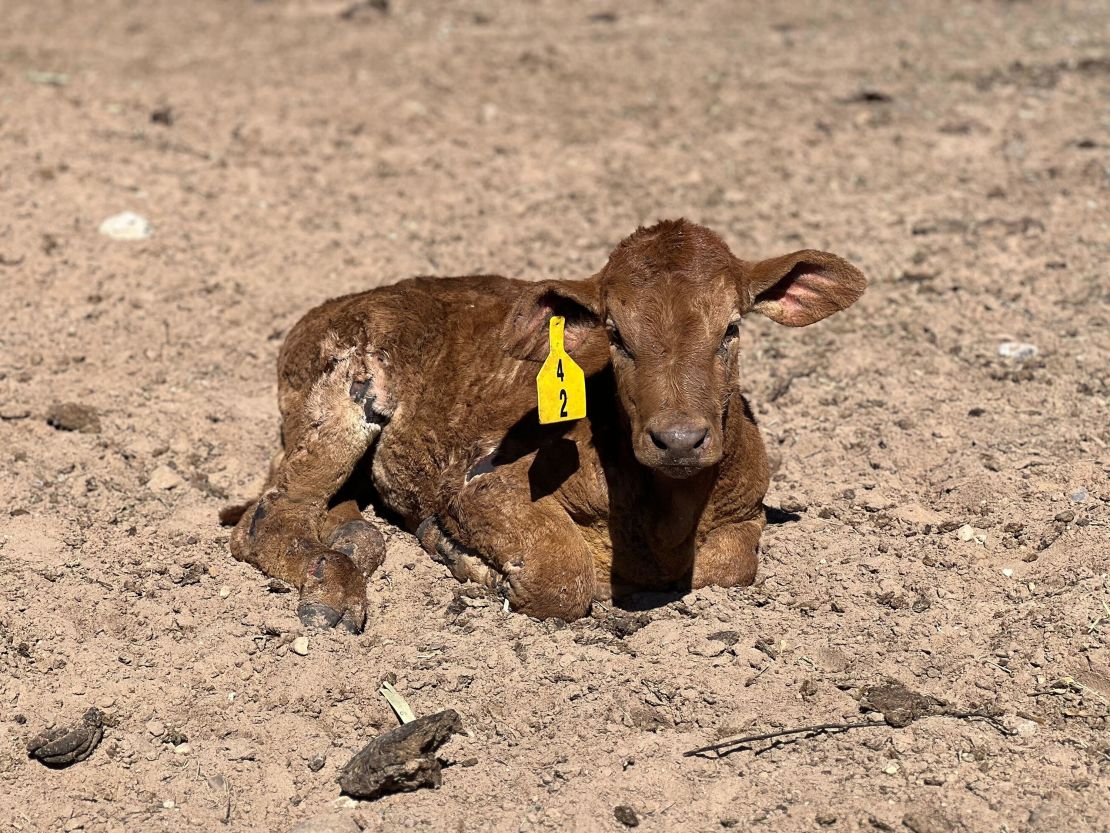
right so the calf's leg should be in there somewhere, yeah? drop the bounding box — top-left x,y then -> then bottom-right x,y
423,469 -> 596,621
230,349 -> 386,633
691,515 -> 763,589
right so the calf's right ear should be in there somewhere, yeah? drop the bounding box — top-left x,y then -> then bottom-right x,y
503,279 -> 607,369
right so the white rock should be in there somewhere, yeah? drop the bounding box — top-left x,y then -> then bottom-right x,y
1001,568 -> 1014,578
219,585 -> 232,599
98,211 -> 152,241
997,341 -> 1037,360
957,524 -> 976,542
173,743 -> 191,756
292,636 -> 310,656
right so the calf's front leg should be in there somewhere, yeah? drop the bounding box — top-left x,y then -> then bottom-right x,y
691,515 -> 764,589
424,462 -> 596,621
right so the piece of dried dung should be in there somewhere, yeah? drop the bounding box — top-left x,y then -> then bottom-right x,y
338,709 -> 461,800
26,708 -> 104,767
859,680 -> 944,728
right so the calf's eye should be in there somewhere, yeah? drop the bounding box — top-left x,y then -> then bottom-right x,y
606,321 -> 633,359
718,321 -> 741,354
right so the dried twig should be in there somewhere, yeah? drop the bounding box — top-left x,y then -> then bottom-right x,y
684,721 -> 882,758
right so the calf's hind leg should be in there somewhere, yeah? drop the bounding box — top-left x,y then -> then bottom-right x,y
230,349 -> 387,633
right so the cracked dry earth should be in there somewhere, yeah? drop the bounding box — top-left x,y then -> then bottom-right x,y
1,1 -> 1109,831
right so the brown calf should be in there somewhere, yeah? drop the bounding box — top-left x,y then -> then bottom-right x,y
224,219 -> 865,632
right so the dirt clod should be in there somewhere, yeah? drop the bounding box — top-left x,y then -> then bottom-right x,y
859,681 -> 943,728
614,805 -> 640,827
338,709 -> 461,800
45,402 -> 100,433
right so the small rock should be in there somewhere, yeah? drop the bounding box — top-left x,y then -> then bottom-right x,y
1001,568 -> 1014,578
146,465 -> 184,491
173,743 -> 191,756
816,813 -> 838,827
308,753 -> 326,772
289,816 -> 360,833
779,495 -> 807,513
882,761 -> 900,775
997,341 -> 1037,360
614,806 -> 640,827
146,719 -> 165,737
291,637 -> 310,656
98,211 -> 152,241
162,799 -> 175,810
219,585 -> 232,599
46,402 -> 101,434
1053,510 -> 1074,523
1069,488 -> 1087,503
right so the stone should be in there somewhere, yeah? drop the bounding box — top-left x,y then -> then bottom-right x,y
146,465 -> 184,491
997,341 -> 1037,360
98,212 -> 152,241
291,637 -> 310,656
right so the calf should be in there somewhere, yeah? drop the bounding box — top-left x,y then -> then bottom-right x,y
224,219 -> 865,632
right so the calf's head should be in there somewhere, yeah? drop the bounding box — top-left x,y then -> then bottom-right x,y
504,220 -> 866,478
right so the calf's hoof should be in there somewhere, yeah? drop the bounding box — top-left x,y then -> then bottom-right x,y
328,519 -> 386,577
298,548 -> 368,634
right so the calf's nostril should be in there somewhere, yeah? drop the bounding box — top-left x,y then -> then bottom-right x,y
650,430 -> 669,451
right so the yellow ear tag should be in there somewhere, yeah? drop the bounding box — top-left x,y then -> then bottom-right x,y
536,316 -> 586,424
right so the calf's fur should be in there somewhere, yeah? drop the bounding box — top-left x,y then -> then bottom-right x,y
226,219 -> 865,632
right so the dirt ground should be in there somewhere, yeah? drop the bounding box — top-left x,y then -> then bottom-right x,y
1,1 -> 1109,831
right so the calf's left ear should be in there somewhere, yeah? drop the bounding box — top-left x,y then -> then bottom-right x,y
741,250 -> 867,327
503,278 -> 607,370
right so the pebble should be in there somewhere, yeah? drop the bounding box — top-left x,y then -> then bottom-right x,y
997,341 -> 1037,360
174,743 -> 191,756
613,806 -> 640,828
956,524 -> 977,542
146,719 -> 165,737
162,799 -> 175,810
98,211 -> 152,241
1069,488 -> 1087,503
882,762 -> 900,775
146,465 -> 184,491
292,637 -> 310,656
1001,568 -> 1014,578
219,585 -> 232,599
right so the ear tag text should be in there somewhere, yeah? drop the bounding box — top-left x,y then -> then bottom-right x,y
536,316 -> 586,425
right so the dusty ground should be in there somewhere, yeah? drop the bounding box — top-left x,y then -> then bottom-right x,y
2,1 -> 1109,831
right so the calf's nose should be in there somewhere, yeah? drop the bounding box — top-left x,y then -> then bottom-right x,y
649,421 -> 710,455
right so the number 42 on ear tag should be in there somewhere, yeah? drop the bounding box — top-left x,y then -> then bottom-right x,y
537,316 -> 586,424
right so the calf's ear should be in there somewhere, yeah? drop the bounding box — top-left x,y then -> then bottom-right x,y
503,279 -> 607,369
742,250 -> 866,327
